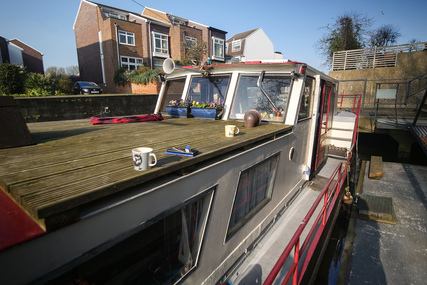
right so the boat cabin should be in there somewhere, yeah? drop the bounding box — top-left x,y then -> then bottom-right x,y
0,59 -> 352,284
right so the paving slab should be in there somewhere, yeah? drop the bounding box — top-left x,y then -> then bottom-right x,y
340,162 -> 427,284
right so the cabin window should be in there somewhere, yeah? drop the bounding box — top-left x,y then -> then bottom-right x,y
298,77 -> 315,121
186,75 -> 230,106
160,78 -> 186,112
230,75 -> 291,122
227,153 -> 280,239
49,189 -> 214,284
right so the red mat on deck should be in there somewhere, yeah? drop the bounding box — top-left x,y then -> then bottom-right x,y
90,114 -> 165,125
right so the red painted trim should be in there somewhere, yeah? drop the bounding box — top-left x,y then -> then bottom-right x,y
0,190 -> 45,251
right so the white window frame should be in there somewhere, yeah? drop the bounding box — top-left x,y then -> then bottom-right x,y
232,40 -> 241,52
118,30 -> 135,46
152,32 -> 169,58
120,56 -> 143,70
103,10 -> 126,20
212,37 -> 224,61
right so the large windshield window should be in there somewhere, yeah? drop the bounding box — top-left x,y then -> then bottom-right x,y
230,75 -> 292,122
186,76 -> 230,105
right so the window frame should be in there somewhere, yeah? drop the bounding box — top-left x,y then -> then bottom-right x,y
118,30 -> 135,46
232,39 -> 241,52
298,76 -> 315,122
120,56 -> 143,71
152,32 -> 169,58
212,37 -> 225,61
226,152 -> 280,240
229,73 -> 294,122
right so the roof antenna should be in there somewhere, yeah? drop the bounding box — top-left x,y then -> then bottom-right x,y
131,0 -> 145,8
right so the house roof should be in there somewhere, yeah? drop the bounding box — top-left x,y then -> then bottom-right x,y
9,39 -> 44,56
142,7 -> 170,24
74,0 -> 171,29
226,28 -> 259,43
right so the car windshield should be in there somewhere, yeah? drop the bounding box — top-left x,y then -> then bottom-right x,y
79,82 -> 99,87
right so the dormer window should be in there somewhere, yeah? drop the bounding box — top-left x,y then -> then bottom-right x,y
103,10 -> 126,20
232,40 -> 241,52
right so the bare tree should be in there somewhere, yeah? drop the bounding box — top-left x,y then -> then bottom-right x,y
369,24 -> 401,47
66,65 -> 79,77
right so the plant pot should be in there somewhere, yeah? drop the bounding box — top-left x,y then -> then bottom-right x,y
166,106 -> 191,118
191,107 -> 222,120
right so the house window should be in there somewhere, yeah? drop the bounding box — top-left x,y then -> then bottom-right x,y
232,40 -> 241,52
48,188 -> 215,284
153,58 -> 164,70
212,37 -> 224,60
185,36 -> 197,47
121,56 -> 143,70
153,32 -> 169,58
103,10 -> 126,20
118,30 -> 134,46
227,153 -> 280,239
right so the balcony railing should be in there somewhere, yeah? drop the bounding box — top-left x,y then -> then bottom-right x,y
332,42 -> 427,71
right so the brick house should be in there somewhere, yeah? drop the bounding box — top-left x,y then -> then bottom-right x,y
0,36 -> 44,74
225,28 -> 283,63
73,0 -> 227,93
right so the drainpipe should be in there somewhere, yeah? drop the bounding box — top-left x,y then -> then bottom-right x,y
114,23 -> 120,67
148,21 -> 153,68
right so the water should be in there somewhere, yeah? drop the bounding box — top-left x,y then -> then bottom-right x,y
315,209 -> 350,284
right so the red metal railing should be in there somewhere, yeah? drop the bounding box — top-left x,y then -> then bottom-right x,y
264,94 -> 362,285
338,93 -> 361,113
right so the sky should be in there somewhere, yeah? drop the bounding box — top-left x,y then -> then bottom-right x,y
1,0 -> 426,73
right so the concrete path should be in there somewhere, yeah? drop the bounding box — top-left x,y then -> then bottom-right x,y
340,162 -> 427,284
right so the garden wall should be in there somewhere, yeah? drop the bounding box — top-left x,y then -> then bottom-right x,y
15,94 -> 158,123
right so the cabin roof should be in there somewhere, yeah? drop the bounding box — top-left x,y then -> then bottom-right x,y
0,118 -> 292,232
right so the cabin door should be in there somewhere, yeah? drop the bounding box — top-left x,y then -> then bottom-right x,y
312,80 -> 334,173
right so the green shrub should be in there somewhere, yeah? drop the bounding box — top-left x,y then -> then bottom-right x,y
0,63 -> 27,94
114,67 -> 130,86
129,67 -> 159,85
25,73 -> 56,95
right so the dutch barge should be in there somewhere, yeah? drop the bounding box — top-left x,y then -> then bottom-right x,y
0,59 -> 358,284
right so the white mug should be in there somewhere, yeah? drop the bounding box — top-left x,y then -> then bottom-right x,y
225,125 -> 240,137
132,147 -> 157,171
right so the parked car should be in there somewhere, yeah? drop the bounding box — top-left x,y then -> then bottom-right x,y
73,81 -> 103,94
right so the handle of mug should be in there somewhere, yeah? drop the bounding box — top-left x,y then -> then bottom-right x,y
235,127 -> 240,135
149,153 -> 157,166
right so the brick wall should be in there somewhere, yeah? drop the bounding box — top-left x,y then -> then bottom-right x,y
15,94 -> 158,123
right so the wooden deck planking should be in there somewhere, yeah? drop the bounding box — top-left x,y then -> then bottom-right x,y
0,118 -> 291,229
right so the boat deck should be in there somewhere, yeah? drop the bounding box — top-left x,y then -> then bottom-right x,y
0,118 -> 292,231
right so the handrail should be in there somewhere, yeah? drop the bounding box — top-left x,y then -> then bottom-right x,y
338,93 -> 361,113
332,42 -> 427,71
264,95 -> 361,285
413,90 -> 427,126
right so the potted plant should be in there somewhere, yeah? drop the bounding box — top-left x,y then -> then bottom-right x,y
166,100 -> 192,118
191,100 -> 224,120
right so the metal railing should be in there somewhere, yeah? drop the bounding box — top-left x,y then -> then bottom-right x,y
332,42 -> 427,71
264,96 -> 361,285
338,93 -> 362,113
